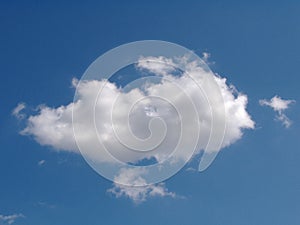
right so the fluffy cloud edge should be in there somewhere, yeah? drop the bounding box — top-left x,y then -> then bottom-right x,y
108,182 -> 177,203
107,168 -> 177,203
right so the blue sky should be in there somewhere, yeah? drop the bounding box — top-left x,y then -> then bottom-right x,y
0,1 -> 300,225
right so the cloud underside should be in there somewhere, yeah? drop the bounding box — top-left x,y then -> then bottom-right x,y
259,95 -> 295,128
107,168 -> 176,203
108,183 -> 176,203
20,55 -> 254,203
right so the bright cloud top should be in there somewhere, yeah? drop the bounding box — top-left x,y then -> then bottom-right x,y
19,55 -> 254,202
259,96 -> 295,128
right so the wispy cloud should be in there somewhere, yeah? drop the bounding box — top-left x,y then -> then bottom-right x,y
0,213 -> 24,224
259,95 -> 295,128
202,52 -> 210,62
35,201 -> 56,209
37,160 -> 46,166
12,103 -> 26,120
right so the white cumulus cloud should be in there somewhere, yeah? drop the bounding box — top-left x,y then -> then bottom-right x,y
19,55 -> 254,202
107,168 -> 176,203
259,96 -> 295,128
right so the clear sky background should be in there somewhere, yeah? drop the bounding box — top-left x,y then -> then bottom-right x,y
0,1 -> 300,225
